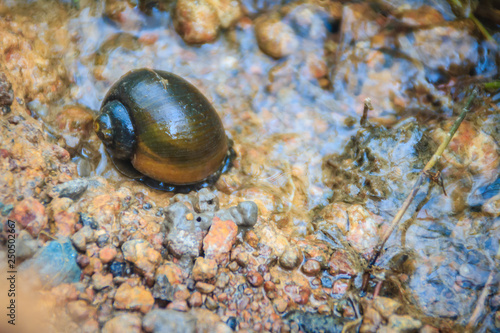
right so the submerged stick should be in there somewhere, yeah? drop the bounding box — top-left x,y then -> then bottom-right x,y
368,88 -> 478,268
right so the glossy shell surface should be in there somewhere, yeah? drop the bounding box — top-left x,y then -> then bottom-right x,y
99,68 -> 229,186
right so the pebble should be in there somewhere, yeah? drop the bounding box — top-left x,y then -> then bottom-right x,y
92,272 -> 113,290
51,179 -> 89,200
188,291 -> 203,307
254,12 -> 298,59
203,217 -> 238,263
167,300 -> 189,312
301,259 -> 321,276
235,252 -> 249,267
113,283 -> 154,313
0,72 -> 14,109
102,313 -> 142,333
174,0 -> 220,44
121,239 -> 161,279
9,197 -> 47,237
373,297 -> 402,319
274,298 -> 288,313
71,226 -> 93,252
264,281 -> 276,293
217,201 -> 259,227
196,281 -> 216,294
109,261 -> 126,277
328,250 -> 357,276
193,188 -> 219,213
215,270 -> 230,288
205,295 -> 219,310
16,230 -> 39,260
246,271 -> 264,287
245,230 -> 259,248
192,257 -> 218,281
99,246 -> 117,264
279,246 -> 302,270
156,262 -> 184,285
228,261 -> 239,272
19,238 -> 81,287
388,315 -> 422,332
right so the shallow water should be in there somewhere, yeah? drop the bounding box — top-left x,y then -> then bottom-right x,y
1,0 -> 500,330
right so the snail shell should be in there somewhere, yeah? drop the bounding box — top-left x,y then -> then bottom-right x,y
94,68 -> 234,192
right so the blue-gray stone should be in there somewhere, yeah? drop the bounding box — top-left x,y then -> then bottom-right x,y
20,238 -> 81,287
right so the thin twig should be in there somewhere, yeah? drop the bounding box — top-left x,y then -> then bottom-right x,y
464,241 -> 500,332
368,88 -> 478,268
360,98 -> 373,127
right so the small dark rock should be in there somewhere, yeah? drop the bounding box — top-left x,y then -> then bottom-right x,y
0,72 -> 14,107
226,316 -> 238,330
109,261 -> 126,277
79,213 -> 99,230
52,179 -> 89,200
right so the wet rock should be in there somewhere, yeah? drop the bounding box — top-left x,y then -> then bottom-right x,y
388,315 -> 422,332
9,197 -> 47,237
167,228 -> 205,258
188,291 -> 203,307
16,230 -> 40,260
205,295 -> 219,310
247,271 -> 264,287
114,283 -> 154,313
203,217 -> 238,263
192,188 -> 219,213
0,72 -> 14,105
143,309 -> 196,333
174,0 -> 220,44
373,297 -> 402,319
235,201 -> 259,227
102,313 -> 142,333
51,179 -> 89,199
397,6 -> 444,28
0,72 -> 13,114
400,21 -> 479,75
206,0 -> 242,28
255,12 -> 298,59
279,245 -> 302,270
92,272 -> 113,290
156,262 -> 184,285
20,238 -> 81,287
283,310 -> 345,333
274,297 -> 288,313
67,300 -> 96,322
297,237 -> 332,269
99,246 -> 117,264
109,261 -> 127,277
196,281 -> 216,294
167,300 -> 189,311
71,226 -> 94,252
122,239 -> 161,279
328,250 -> 357,276
192,257 -> 218,281
301,259 -> 321,276
152,274 -> 174,302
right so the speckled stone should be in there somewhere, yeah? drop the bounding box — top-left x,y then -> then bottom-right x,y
192,257 -> 218,281
279,246 -> 302,270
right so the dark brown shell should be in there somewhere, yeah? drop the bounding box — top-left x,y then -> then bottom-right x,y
98,68 -> 229,186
